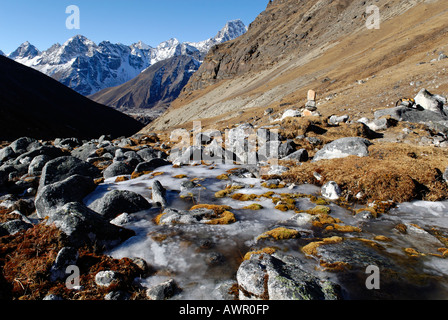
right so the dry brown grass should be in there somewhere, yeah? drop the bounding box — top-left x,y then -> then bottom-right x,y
0,223 -> 148,300
283,142 -> 448,204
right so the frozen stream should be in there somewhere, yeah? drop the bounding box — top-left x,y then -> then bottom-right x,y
84,164 -> 448,300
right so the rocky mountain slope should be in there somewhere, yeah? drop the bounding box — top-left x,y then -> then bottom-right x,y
0,56 -> 143,141
145,0 -> 448,132
89,55 -> 201,117
7,20 -> 247,96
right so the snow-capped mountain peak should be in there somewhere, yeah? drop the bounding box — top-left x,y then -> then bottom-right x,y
214,19 -> 248,43
5,20 -> 247,96
8,41 -> 40,60
132,40 -> 152,50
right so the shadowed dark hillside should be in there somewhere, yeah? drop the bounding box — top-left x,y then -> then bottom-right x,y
0,56 -> 143,141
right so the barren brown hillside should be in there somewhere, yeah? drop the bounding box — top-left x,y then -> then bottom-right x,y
144,0 -> 448,132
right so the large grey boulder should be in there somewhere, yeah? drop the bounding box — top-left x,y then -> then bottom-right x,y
103,161 -> 134,179
134,158 -> 170,173
88,190 -> 152,220
312,137 -> 372,162
35,174 -> 96,218
46,202 -> 135,249
414,88 -> 445,114
71,142 -> 99,161
282,149 -> 309,162
0,146 -> 16,163
10,137 -> 40,155
0,219 -> 33,236
237,252 -> 342,300
28,155 -> 51,176
39,156 -> 100,190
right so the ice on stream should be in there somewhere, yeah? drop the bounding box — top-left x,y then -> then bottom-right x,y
83,164 -> 448,300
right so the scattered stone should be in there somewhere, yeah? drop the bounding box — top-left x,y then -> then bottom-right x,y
110,213 -> 133,226
264,108 -> 274,115
328,115 -> 349,126
146,279 -> 180,300
267,165 -> 289,175
151,180 -> 167,207
312,137 -> 372,162
46,202 -> 135,249
282,149 -> 309,162
28,155 -> 51,176
281,109 -> 301,120
43,294 -> 64,301
0,219 -> 33,236
414,88 -> 445,114
307,89 -> 316,101
88,190 -> 151,220
104,290 -> 131,300
366,117 -> 396,132
95,270 -> 118,288
134,158 -> 170,173
237,252 -> 342,300
49,247 -> 79,282
35,174 -> 96,218
103,161 -> 134,179
321,181 -> 342,200
205,252 -> 225,266
39,156 -> 100,190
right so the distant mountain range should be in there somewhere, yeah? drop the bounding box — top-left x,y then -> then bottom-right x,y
5,20 -> 248,97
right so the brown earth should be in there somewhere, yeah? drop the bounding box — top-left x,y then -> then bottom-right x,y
144,0 -> 448,133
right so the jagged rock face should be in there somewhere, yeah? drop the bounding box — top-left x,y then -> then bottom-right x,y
89,55 -> 201,114
7,21 -> 247,96
183,0 -> 424,91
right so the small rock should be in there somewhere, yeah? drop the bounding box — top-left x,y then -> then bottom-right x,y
321,181 -> 342,200
38,156 -> 100,190
282,149 -> 309,162
264,108 -> 274,115
281,109 -> 301,120
105,291 -> 131,300
103,161 -> 134,179
267,165 -> 289,175
95,270 -> 118,287
305,100 -> 317,111
146,279 -> 180,300
49,247 -> 79,282
152,180 -> 168,207
328,115 -> 349,126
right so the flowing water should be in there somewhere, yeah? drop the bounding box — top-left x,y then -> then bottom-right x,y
83,164 -> 448,300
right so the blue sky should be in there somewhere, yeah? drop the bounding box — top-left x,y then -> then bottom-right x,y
0,0 -> 268,54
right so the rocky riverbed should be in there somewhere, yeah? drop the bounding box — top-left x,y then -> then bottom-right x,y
1,89 -> 448,300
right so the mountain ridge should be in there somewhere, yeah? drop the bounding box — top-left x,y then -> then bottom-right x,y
145,0 -> 448,132
0,55 -> 143,141
6,20 -> 247,96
